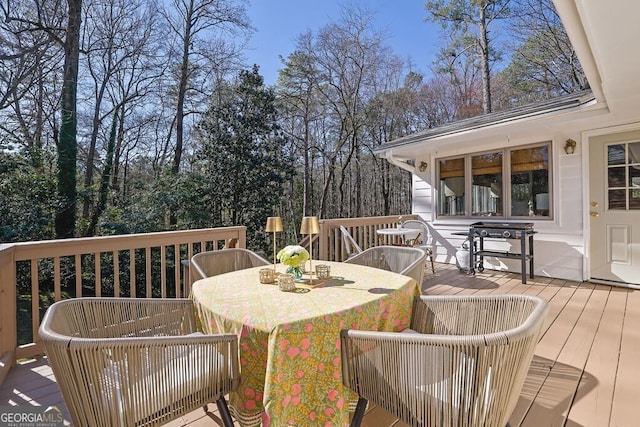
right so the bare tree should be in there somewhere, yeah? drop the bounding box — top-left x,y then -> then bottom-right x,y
426,0 -> 510,114
160,0 -> 250,176
0,1 -> 64,167
277,5 -> 420,221
493,0 -> 587,107
159,0 -> 250,227
78,0 -> 163,234
277,32 -> 324,217
312,6 -> 387,218
54,0 -> 83,238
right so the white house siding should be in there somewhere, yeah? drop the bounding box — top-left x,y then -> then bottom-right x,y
408,129 -> 589,282
411,174 -> 433,219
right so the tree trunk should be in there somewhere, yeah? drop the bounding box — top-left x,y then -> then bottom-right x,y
86,108 -> 118,237
302,118 -> 311,216
169,0 -> 194,227
111,105 -> 126,205
479,5 -> 492,113
55,0 -> 82,239
82,80 -> 109,221
354,142 -> 362,218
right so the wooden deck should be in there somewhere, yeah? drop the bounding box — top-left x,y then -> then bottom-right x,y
1,263 -> 637,426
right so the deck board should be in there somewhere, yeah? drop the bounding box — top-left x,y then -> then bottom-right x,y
609,288 -> 640,427
1,263 -> 637,427
568,287 -> 626,427
520,283 -> 602,427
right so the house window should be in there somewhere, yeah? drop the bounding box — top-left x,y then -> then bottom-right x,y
511,145 -> 550,217
472,152 -> 503,216
437,143 -> 551,218
438,158 -> 465,216
607,141 -> 640,210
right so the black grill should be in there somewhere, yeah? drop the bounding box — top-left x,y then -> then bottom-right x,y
470,222 -> 534,239
467,222 -> 536,284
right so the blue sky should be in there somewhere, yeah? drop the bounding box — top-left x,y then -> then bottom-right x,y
245,0 -> 441,86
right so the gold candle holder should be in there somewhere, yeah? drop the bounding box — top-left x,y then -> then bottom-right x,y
300,216 -> 320,284
265,216 -> 283,273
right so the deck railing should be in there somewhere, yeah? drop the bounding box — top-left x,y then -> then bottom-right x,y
0,227 -> 246,380
317,215 -> 417,261
0,215 -> 414,386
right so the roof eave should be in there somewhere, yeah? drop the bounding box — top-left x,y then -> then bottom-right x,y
375,91 -> 602,155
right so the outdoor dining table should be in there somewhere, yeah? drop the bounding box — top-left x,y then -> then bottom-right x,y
190,260 -> 420,427
376,226 -> 421,246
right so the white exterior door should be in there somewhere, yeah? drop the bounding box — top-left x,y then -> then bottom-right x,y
589,134 -> 640,285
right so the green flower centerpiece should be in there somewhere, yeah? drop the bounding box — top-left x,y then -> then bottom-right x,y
277,245 -> 310,280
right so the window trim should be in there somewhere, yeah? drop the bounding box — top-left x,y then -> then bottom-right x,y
436,142 -> 553,220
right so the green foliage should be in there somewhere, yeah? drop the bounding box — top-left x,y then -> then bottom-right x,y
196,66 -> 294,252
0,155 -> 58,243
17,291 -> 65,346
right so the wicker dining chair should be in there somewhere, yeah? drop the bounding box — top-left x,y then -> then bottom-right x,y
344,245 -> 427,287
341,294 -> 548,427
39,298 -> 240,427
190,248 -> 270,281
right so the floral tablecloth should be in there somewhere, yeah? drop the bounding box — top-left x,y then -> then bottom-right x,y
191,261 -> 419,427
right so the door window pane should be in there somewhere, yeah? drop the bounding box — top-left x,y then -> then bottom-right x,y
630,189 -> 640,209
628,142 -> 640,163
630,143 -> 640,210
608,144 -> 625,165
628,165 -> 640,187
608,190 -> 626,209
607,142 -> 640,210
608,167 -> 626,187
438,158 -> 465,216
472,152 -> 502,216
511,146 -> 550,217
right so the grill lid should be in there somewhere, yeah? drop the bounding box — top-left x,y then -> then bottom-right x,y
470,222 -> 534,230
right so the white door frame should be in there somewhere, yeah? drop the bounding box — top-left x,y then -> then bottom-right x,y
582,121 -> 640,289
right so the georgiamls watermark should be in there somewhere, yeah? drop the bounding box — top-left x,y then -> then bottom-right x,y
0,406 -> 64,427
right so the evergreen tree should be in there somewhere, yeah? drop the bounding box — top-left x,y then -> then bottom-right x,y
196,66 -> 293,250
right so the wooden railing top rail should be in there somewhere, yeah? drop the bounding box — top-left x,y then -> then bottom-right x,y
9,227 -> 246,260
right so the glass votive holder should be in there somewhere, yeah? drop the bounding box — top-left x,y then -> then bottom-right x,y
315,264 -> 331,279
278,273 -> 296,291
259,268 -> 275,284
